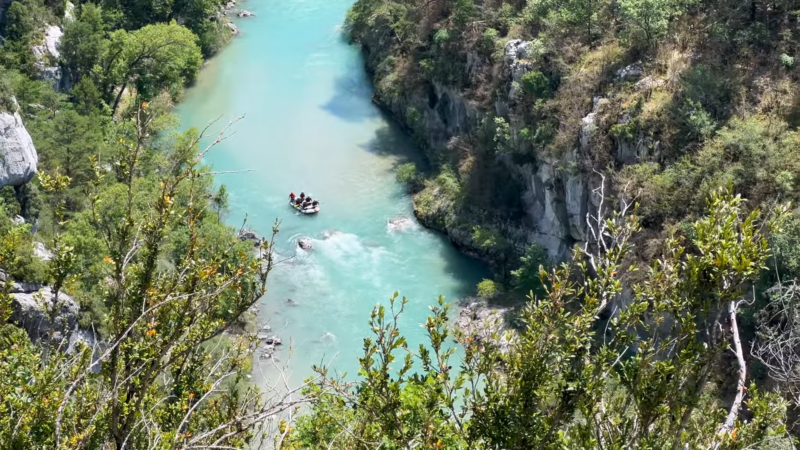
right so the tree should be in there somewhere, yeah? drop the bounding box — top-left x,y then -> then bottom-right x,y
0,107 -> 315,448
99,22 -> 202,116
61,3 -> 108,86
3,0 -> 39,42
171,0 -> 231,56
212,184 -> 229,220
38,109 -> 106,188
618,0 -> 685,50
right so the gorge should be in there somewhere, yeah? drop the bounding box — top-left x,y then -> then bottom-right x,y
175,0 -> 487,386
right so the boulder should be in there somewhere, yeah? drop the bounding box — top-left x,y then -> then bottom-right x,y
237,9 -> 255,17
11,215 -> 24,225
0,109 -> 39,188
10,287 -> 79,343
455,300 -> 513,354
387,215 -> 417,232
636,76 -> 666,91
225,21 -> 239,36
258,335 -> 282,346
238,229 -> 262,247
297,237 -> 312,250
616,64 -> 643,81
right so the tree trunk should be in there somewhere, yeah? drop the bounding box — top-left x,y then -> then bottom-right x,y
111,81 -> 128,118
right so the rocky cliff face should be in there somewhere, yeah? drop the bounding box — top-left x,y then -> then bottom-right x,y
0,105 -> 39,188
359,30 -> 622,262
32,25 -> 67,90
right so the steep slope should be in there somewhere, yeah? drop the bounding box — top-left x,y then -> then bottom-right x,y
347,0 -> 800,274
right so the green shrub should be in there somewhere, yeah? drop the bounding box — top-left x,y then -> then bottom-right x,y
511,244 -> 549,295
477,278 -> 501,298
396,162 -> 422,192
481,28 -> 499,55
780,53 -> 795,69
520,71 -> 552,99
472,225 -> 507,253
683,100 -> 717,141
435,165 -> 461,199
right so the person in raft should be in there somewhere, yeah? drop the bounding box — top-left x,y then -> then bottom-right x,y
290,192 -> 296,201
303,197 -> 313,209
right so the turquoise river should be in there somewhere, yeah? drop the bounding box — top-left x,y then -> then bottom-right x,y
175,0 -> 487,387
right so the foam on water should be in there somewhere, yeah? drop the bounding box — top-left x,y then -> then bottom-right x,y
175,0 -> 487,388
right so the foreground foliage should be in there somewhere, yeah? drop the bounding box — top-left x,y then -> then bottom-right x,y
290,191 -> 792,449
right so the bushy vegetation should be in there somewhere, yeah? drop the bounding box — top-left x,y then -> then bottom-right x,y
289,191 -> 793,448
0,0 -> 297,447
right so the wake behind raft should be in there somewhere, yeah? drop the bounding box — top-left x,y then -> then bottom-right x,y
289,192 -> 320,215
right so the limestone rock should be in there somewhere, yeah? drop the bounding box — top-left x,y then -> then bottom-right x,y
616,64 -> 643,81
297,237 -> 312,250
64,1 -> 75,21
33,242 -> 53,261
258,335 -> 282,346
225,21 -> 239,36
0,109 -> 39,188
504,39 -> 534,99
238,229 -> 262,247
387,215 -> 418,232
520,162 -> 571,259
636,76 -> 665,91
10,287 -> 79,342
12,215 -> 24,225
237,9 -> 255,17
456,300 -> 513,354
31,25 -> 65,88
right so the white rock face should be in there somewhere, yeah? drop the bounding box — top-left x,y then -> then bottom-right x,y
0,110 -> 39,188
10,287 -> 79,342
45,25 -> 63,58
33,242 -> 53,261
31,25 -> 64,88
64,2 -> 75,21
504,39 -> 534,99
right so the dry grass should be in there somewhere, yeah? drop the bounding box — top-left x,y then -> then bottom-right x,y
549,40 -> 624,157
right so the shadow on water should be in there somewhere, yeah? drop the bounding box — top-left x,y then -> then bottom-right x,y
434,232 -> 490,301
320,70 -> 379,122
359,123 -> 421,158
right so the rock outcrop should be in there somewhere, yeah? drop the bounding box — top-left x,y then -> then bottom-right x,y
8,282 -> 79,343
455,299 -> 513,354
297,237 -> 312,250
0,107 -> 39,188
360,32 -> 615,262
387,215 -> 417,232
31,25 -> 67,89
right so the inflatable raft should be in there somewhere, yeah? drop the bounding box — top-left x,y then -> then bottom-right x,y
289,197 -> 319,215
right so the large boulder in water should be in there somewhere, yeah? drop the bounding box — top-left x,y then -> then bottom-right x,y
0,107 -> 39,188
298,237 -> 312,250
388,215 -> 418,232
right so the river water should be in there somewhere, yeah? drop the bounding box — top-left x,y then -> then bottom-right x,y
175,0 -> 486,387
